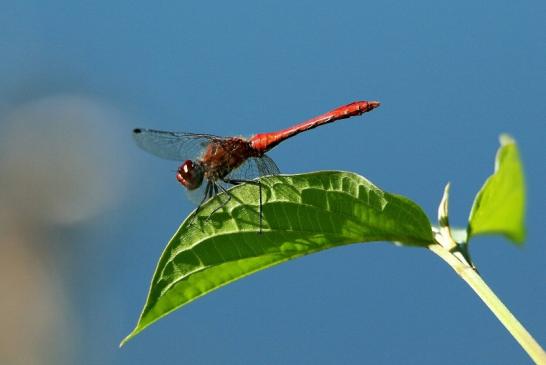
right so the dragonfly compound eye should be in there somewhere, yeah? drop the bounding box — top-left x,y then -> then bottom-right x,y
177,160 -> 204,190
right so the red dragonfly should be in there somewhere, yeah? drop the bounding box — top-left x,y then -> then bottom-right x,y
133,100 -> 380,230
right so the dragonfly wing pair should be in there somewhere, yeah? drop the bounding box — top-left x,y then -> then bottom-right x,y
132,128 -> 280,204
132,128 -> 218,162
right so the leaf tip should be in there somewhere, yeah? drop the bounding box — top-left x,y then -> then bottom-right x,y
119,329 -> 139,348
119,335 -> 130,348
438,182 -> 451,228
499,133 -> 515,146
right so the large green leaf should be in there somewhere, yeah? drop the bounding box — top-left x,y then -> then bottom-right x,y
121,171 -> 432,346
468,135 -> 526,244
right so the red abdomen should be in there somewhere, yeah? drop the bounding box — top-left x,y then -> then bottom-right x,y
250,100 -> 380,153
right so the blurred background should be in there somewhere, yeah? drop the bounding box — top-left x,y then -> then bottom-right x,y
1,1 -> 544,364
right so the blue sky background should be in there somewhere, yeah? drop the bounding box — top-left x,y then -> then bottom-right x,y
1,1 -> 544,364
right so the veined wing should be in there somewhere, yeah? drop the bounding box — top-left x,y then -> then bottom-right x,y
132,128 -> 221,161
225,154 -> 281,182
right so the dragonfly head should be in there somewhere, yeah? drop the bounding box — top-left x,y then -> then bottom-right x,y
177,160 -> 204,190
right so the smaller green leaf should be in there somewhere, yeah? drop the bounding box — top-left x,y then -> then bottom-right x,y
468,134 -> 526,244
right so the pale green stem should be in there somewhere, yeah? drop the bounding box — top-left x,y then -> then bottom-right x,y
428,243 -> 546,364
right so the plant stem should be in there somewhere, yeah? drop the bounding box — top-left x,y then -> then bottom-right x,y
428,243 -> 546,364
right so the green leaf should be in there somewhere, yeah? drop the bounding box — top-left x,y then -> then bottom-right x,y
468,134 -> 526,244
121,171 -> 432,346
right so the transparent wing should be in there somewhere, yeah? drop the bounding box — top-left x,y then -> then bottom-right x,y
188,155 -> 280,208
185,179 -> 215,205
226,154 -> 280,182
132,128 -> 221,161
255,154 -> 281,176
184,155 -> 280,230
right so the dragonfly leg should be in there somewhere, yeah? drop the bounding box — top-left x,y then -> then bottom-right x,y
207,183 -> 233,220
223,178 -> 263,234
212,183 -> 219,197
186,181 -> 212,228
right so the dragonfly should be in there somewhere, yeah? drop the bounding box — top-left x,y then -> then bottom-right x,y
133,100 -> 380,231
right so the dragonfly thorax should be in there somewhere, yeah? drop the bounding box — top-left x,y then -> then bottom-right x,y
177,160 -> 204,190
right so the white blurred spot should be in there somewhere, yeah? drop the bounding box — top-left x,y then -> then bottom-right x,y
0,94 -> 131,226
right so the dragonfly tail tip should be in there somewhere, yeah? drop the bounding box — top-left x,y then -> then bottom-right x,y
368,101 -> 381,110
